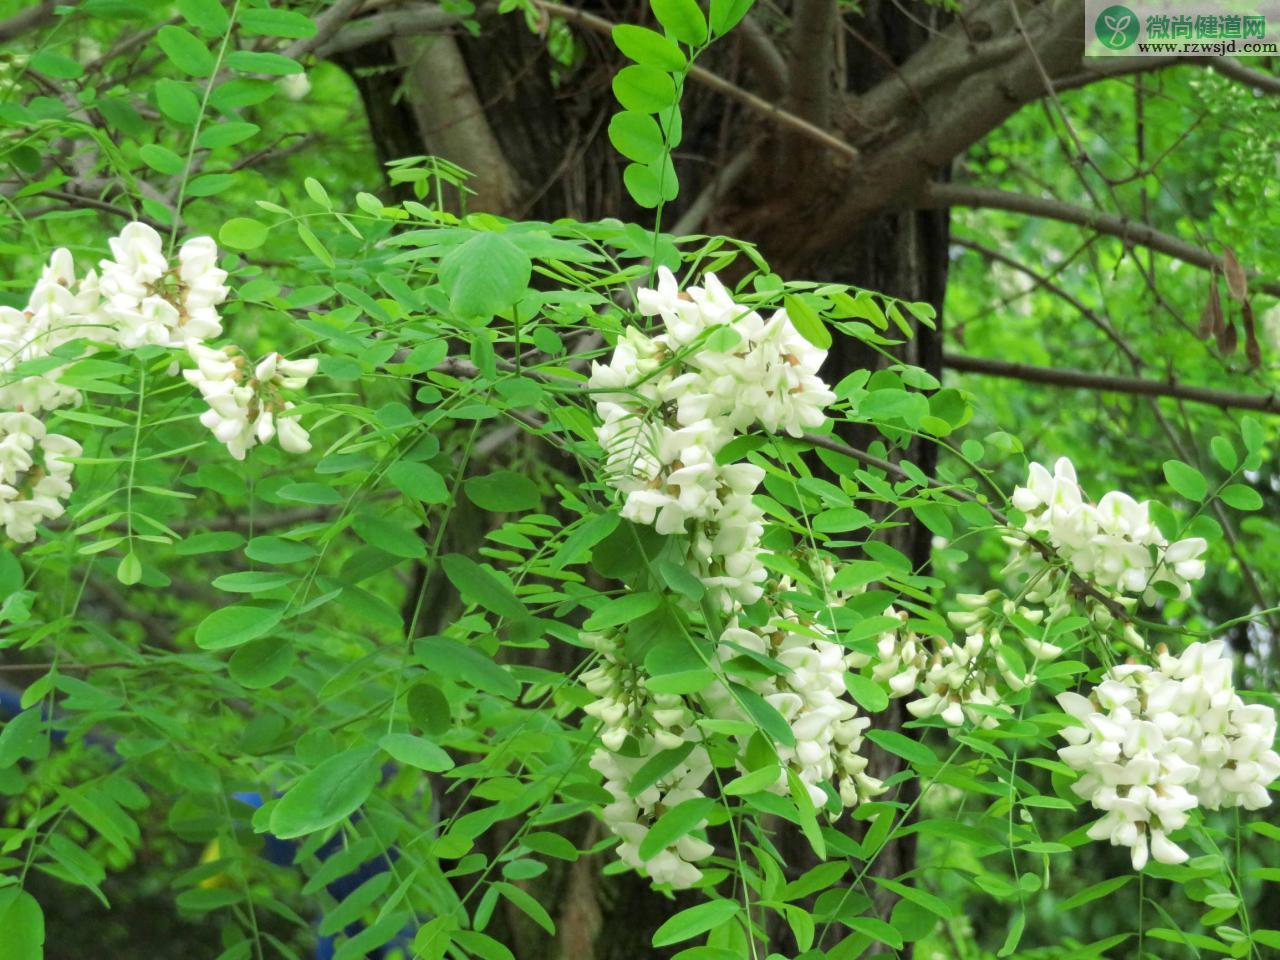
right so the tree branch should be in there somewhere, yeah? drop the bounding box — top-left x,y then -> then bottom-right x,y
944,352 -> 1280,414
285,0 -> 367,60
316,4 -> 461,59
0,0 -> 62,43
919,181 -> 1280,297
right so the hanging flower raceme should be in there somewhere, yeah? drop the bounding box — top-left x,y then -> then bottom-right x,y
1009,457 -> 1207,607
589,267 -> 835,610
185,344 -> 318,460
98,223 -> 228,349
1056,640 -> 1279,870
865,604 -> 1035,729
710,607 -> 885,809
0,412 -> 81,542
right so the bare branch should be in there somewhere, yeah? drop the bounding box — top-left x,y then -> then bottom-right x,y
316,4 -> 461,59
1206,57 -> 1280,95
0,0 -> 62,43
285,0 -> 366,60
736,16 -> 788,99
919,182 -> 1280,297
945,353 -> 1280,414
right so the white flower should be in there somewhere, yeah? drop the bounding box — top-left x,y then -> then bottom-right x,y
185,346 -> 317,460
277,71 -> 311,101
0,413 -> 81,542
1056,640 -> 1279,869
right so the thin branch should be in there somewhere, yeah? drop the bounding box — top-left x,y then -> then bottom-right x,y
736,16 -> 788,98
919,182 -> 1280,298
944,353 -> 1280,414
532,0 -> 858,161
285,0 -> 367,60
316,4 -> 462,58
0,0 -> 62,43
1207,57 -> 1280,95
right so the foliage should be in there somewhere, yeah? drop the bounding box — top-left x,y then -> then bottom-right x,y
0,2 -> 1277,960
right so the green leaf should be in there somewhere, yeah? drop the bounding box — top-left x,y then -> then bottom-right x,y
157,25 -> 214,77
225,50 -> 303,76
638,796 -> 715,862
651,0 -> 708,44
652,900 -> 740,947
866,729 -> 935,768
179,0 -> 230,34
612,64 -> 677,113
228,637 -> 294,689
609,111 -> 667,164
187,173 -> 236,197
464,470 -> 541,512
1163,459 -> 1207,501
139,144 -> 186,175
197,121 -> 260,149
440,233 -> 531,319
387,461 -> 449,504
722,763 -> 781,796
414,638 -> 520,700
494,883 -> 555,935
845,673 -> 888,712
268,746 -> 381,839
612,24 -> 687,70
379,733 -> 454,772
407,682 -> 451,736
0,889 -> 44,960
30,50 -> 82,79
1210,435 -> 1237,471
440,554 -> 527,621
730,683 -> 795,746
997,910 -> 1025,957
194,604 -> 282,650
352,514 -> 425,559
786,768 -> 826,859
239,8 -> 317,38
784,294 -> 832,350
219,217 -> 268,250
584,592 -> 663,630
244,536 -> 314,565
154,79 -> 201,125
872,876 -> 954,919
710,0 -> 754,34
116,552 -> 141,585
849,916 -> 904,950
1220,483 -> 1262,511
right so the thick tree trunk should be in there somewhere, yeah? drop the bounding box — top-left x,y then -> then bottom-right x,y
339,2 -> 947,953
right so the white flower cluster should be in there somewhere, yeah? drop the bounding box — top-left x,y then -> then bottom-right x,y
590,745 -> 715,889
0,222 -> 317,540
714,610 -> 884,809
185,345 -> 317,461
0,413 -> 81,542
1009,457 -> 1207,606
589,267 -> 834,609
581,630 -> 714,887
865,604 -> 1038,729
98,224 -> 227,349
1057,640 -> 1279,870
584,272 -> 887,888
